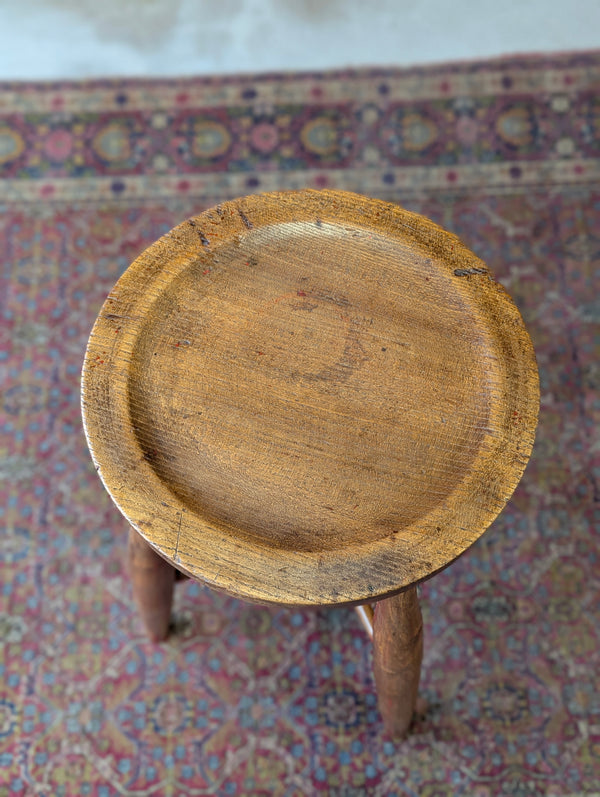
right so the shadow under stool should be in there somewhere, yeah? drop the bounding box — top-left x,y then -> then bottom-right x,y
81,189 -> 539,738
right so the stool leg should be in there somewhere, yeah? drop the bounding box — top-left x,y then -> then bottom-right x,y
355,603 -> 374,637
372,586 -> 423,739
128,528 -> 175,643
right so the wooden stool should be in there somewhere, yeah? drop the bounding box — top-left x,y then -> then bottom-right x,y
81,190 -> 538,738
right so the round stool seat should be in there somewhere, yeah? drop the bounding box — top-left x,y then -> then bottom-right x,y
82,190 -> 538,606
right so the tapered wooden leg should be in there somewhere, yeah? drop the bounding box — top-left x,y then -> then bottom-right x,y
128,528 -> 175,642
372,586 -> 423,739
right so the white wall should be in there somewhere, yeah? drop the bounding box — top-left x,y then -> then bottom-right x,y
1,0 -> 599,79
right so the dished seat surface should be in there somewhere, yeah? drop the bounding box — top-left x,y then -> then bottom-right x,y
82,190 -> 539,605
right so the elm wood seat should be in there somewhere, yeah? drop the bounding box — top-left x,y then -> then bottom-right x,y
81,189 -> 539,738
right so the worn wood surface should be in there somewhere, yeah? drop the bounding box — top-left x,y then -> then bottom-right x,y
373,587 -> 423,738
81,189 -> 539,606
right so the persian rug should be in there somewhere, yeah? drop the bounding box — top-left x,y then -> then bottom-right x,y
1,51 -> 599,796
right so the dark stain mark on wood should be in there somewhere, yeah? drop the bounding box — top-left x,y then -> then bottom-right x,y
237,208 -> 253,229
175,511 -> 183,559
321,293 -> 349,307
143,448 -> 158,462
454,267 -> 487,277
187,219 -> 210,247
296,301 -> 319,312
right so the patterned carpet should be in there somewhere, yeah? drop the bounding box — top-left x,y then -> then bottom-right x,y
1,52 -> 599,796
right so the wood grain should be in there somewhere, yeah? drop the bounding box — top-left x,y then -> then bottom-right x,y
373,587 -> 423,738
81,189 -> 539,606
